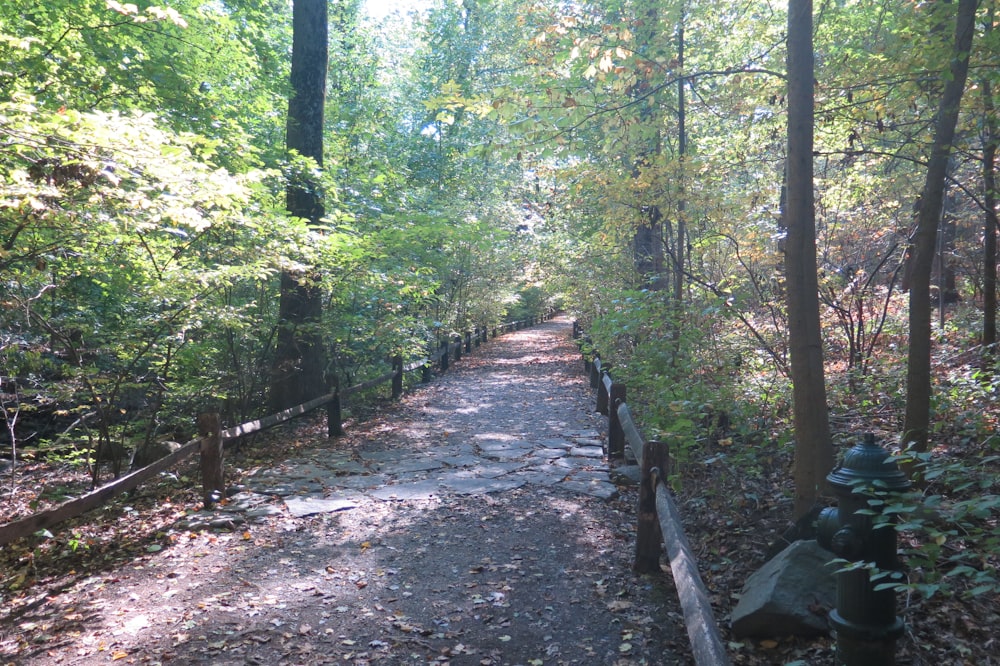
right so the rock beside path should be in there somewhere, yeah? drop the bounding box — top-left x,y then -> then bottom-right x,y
731,539 -> 837,638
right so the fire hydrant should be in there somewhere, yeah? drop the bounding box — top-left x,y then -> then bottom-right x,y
817,433 -> 911,666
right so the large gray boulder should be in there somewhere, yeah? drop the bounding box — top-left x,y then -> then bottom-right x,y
731,540 -> 836,638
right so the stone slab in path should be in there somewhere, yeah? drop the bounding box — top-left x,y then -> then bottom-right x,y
441,475 -> 528,495
248,479 -> 324,496
388,458 -> 445,474
535,438 -> 574,450
284,494 -> 360,517
557,478 -> 618,501
563,429 -> 601,439
368,480 -> 443,501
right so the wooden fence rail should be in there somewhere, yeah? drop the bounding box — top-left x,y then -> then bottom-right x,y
0,313 -> 554,548
576,325 -> 732,666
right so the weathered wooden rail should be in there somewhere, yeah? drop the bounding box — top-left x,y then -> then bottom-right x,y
575,324 -> 732,666
0,313 -> 554,547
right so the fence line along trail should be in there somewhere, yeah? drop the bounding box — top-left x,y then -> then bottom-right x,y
4,316 -> 691,665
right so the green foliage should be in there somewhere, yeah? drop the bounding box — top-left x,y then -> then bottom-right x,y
0,0 -> 542,460
0,0 -> 288,168
0,93 -> 295,460
505,285 -> 550,323
580,287 -> 771,461
855,449 -> 1000,602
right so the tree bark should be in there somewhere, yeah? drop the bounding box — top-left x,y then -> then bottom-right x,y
983,10 -> 998,353
674,12 -> 686,308
785,0 -> 834,519
631,2 -> 666,290
269,0 -> 329,412
902,0 -> 978,454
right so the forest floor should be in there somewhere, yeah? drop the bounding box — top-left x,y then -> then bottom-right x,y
0,317 -> 994,665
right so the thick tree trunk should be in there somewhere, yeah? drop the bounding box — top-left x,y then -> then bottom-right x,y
269,0 -> 329,412
785,0 -> 833,519
983,19 -> 998,352
902,0 -> 978,454
631,2 -> 666,291
634,206 -> 664,284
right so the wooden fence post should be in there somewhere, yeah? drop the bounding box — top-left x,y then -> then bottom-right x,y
454,335 -> 463,361
440,339 -> 449,372
422,361 -> 433,383
465,331 -> 472,353
635,440 -> 670,573
328,392 -> 345,437
198,412 -> 224,507
608,383 -> 626,457
596,371 -> 609,415
391,355 -> 403,399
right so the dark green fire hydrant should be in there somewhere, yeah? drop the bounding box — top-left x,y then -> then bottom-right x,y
817,433 -> 911,666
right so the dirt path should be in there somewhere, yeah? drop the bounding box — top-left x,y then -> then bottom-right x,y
3,317 -> 690,665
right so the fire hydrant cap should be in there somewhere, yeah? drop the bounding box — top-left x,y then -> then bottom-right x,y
827,434 -> 911,493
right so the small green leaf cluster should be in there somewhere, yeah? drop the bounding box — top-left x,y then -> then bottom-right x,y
857,450 -> 1000,602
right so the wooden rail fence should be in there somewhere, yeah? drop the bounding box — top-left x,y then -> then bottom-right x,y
0,313 -> 554,547
574,324 -> 733,666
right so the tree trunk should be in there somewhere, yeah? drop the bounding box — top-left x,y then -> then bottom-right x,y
902,0 -> 978,454
634,206 -> 664,284
269,0 -> 329,412
785,0 -> 833,519
631,1 -> 666,291
674,12 -> 686,307
983,11 -> 998,352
